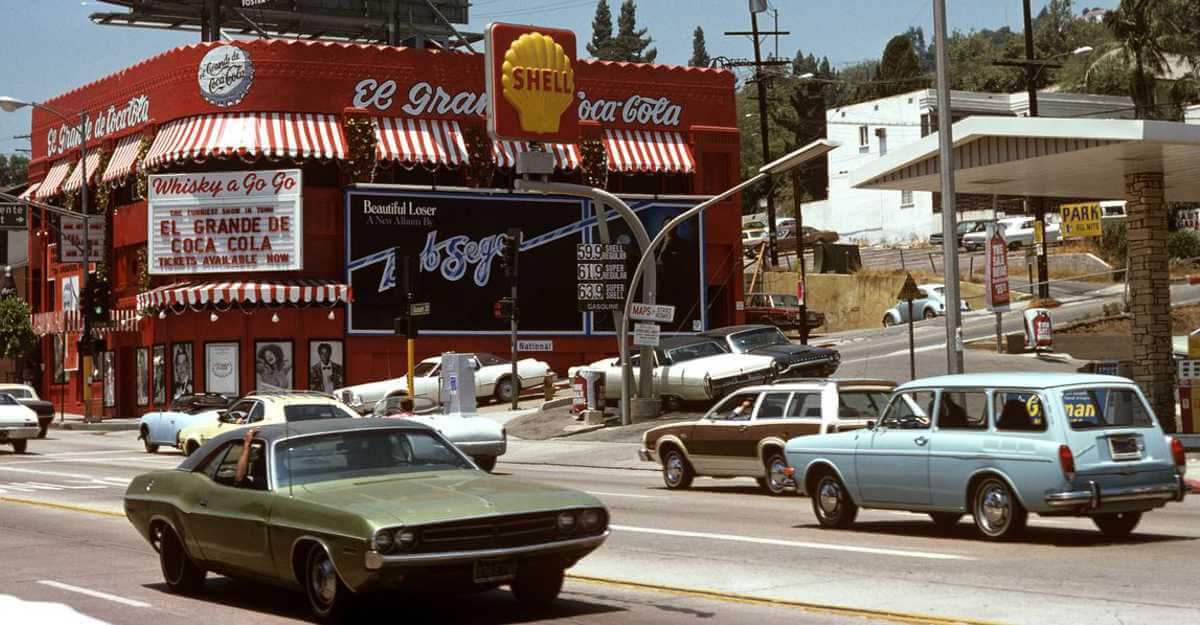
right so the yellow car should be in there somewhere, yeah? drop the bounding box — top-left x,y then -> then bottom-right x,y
177,391 -> 356,455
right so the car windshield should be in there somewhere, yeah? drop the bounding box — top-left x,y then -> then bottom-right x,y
0,393 -> 18,405
955,222 -> 977,234
773,295 -> 800,308
729,328 -> 790,352
275,429 -> 473,487
837,389 -> 892,419
413,362 -> 438,377
1,388 -> 32,399
1061,387 -> 1156,430
666,341 -> 726,363
284,404 -> 358,422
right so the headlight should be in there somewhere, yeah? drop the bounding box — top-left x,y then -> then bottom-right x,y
395,528 -> 418,550
557,511 -> 578,533
372,529 -> 394,553
580,508 -> 605,531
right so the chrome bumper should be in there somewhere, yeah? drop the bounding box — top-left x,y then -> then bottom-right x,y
455,440 -> 507,457
364,531 -> 609,570
1045,476 -> 1186,508
0,426 -> 38,441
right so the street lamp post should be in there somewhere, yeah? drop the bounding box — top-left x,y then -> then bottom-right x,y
932,0 -> 964,374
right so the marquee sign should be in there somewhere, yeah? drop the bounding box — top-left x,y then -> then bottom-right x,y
147,169 -> 302,275
485,23 -> 579,143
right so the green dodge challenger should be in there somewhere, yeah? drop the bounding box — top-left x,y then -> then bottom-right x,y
124,419 -> 609,621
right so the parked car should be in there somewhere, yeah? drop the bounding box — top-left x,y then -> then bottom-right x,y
639,379 -> 894,495
742,228 -> 766,257
962,215 -> 1061,250
929,220 -> 986,248
0,384 -> 55,438
0,393 -> 39,454
568,336 -> 777,402
373,396 -> 507,472
177,392 -> 356,455
882,283 -> 968,326
138,393 -> 233,453
785,373 -> 1188,540
124,419 -> 609,620
337,353 -> 551,414
701,324 -> 839,377
743,293 -> 825,331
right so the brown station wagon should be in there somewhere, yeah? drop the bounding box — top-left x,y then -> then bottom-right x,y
638,379 -> 895,495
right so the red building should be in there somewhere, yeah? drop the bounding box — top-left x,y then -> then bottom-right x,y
24,39 -> 743,417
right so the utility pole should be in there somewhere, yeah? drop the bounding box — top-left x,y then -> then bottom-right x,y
791,169 -> 809,345
933,0 -> 964,374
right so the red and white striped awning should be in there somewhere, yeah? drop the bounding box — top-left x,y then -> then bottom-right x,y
102,133 -> 144,183
604,129 -> 694,173
136,279 -> 352,313
34,160 -> 74,200
374,117 -> 468,165
493,140 -> 581,170
61,150 -> 103,195
31,309 -> 140,336
143,112 -> 347,169
18,183 -> 39,201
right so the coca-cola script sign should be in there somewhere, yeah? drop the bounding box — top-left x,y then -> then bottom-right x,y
148,169 -> 302,275
198,45 -> 254,108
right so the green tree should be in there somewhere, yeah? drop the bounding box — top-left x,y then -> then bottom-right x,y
0,154 -> 30,186
1089,0 -> 1197,119
0,297 -> 36,364
876,35 -> 927,98
689,26 -> 710,68
610,0 -> 656,63
586,0 -> 615,58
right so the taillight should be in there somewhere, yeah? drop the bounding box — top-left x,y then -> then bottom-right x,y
1170,436 -> 1186,469
1058,445 -> 1076,480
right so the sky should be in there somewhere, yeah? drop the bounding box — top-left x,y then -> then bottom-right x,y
0,0 -> 1120,156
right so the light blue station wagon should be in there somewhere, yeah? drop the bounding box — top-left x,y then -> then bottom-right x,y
784,373 -> 1188,540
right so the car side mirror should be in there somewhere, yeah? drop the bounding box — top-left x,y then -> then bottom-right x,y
865,420 -> 876,430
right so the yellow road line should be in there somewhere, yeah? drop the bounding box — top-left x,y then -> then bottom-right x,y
0,497 -> 1012,625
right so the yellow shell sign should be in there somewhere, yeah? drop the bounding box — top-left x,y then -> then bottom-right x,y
500,32 -> 575,134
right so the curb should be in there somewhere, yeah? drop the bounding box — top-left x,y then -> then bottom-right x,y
541,397 -> 574,410
51,420 -> 140,432
499,459 -> 658,473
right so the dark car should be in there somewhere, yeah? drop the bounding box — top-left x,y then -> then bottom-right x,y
701,325 -> 840,378
929,219 -> 986,248
744,293 -> 825,331
0,384 -> 56,438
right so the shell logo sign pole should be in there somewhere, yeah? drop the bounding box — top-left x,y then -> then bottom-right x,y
485,23 -> 579,143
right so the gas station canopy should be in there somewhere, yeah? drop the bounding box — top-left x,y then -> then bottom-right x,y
850,116 -> 1200,201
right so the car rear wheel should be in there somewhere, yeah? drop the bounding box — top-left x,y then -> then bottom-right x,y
1093,511 -> 1141,539
37,422 -> 48,439
494,377 -> 517,404
761,452 -> 791,496
184,440 -> 200,456
811,473 -> 857,529
141,428 -> 159,454
304,544 -> 353,622
473,455 -> 497,472
923,308 -> 937,320
11,439 -> 27,454
883,316 -> 895,328
661,448 -> 694,489
972,477 -> 1027,540
155,525 -> 205,594
511,560 -> 565,609
929,512 -> 963,529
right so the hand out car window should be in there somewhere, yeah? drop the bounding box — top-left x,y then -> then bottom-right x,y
938,392 -> 988,430
993,391 -> 1048,432
880,391 -> 935,429
756,393 -> 791,419
785,393 -> 821,419
706,392 -> 758,421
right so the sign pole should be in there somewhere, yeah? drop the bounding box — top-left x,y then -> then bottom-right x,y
907,298 -> 916,380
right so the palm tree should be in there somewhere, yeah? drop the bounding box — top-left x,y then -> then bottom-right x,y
1088,0 -> 1196,119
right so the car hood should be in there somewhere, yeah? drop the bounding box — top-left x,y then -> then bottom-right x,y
336,377 -> 439,401
291,471 -> 600,527
671,353 -> 774,376
398,414 -> 503,442
746,344 -> 838,362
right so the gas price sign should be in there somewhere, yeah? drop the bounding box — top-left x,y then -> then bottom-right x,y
576,243 -> 629,312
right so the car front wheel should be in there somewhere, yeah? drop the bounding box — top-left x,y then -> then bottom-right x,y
661,448 -> 694,489
141,428 -> 159,454
883,315 -> 895,328
811,473 -> 857,529
11,439 -> 27,454
305,544 -> 353,622
37,422 -> 48,439
761,452 -> 791,496
1093,511 -> 1141,539
923,308 -> 937,320
473,455 -> 498,472
973,477 -> 1027,540
511,561 -> 565,609
494,377 -> 517,404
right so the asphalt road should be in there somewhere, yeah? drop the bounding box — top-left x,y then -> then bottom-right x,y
3,431 -> 1199,625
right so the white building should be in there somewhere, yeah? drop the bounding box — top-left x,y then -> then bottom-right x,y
800,89 -> 1134,245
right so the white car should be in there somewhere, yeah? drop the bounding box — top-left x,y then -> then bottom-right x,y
0,393 -> 40,454
568,336 -> 778,402
372,396 -> 507,472
962,215 -> 1061,250
883,283 -> 969,326
337,353 -> 552,414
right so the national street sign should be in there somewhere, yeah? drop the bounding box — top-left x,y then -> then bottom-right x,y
0,203 -> 28,230
1060,202 -> 1102,238
633,322 -> 660,347
629,302 -> 675,323
516,339 -> 554,352
897,272 -> 922,301
409,302 -> 431,316
576,242 -> 629,312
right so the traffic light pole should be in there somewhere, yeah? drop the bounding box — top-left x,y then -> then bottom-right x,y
509,271 -> 519,410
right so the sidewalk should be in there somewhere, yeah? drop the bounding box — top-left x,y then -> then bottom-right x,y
48,413 -> 140,432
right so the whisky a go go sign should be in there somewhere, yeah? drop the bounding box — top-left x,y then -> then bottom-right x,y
485,22 -> 579,143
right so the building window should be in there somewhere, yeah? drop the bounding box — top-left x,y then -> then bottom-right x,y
901,190 -> 914,207
876,128 -> 888,156
858,126 -> 869,153
921,114 -> 932,138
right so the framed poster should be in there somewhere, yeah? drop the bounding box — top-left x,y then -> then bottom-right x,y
308,339 -> 344,394
136,347 -> 149,406
53,333 -> 67,384
171,342 -> 194,398
102,351 -> 115,408
205,342 -> 240,397
255,340 -> 293,391
152,344 -> 167,404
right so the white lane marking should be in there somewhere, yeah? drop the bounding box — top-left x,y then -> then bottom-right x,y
0,466 -> 100,480
37,580 -> 151,608
609,524 -> 971,560
587,491 -> 657,499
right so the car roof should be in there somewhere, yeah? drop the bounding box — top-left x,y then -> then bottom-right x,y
659,335 -> 723,349
733,378 -> 897,393
896,373 -> 1135,392
241,392 -> 343,405
0,383 -> 32,389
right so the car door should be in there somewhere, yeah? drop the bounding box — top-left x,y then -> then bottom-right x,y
687,391 -> 761,475
928,390 -> 990,509
188,438 -> 275,578
855,390 -> 935,506
739,391 -> 794,473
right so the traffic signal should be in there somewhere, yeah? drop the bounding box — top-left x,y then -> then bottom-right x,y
498,228 -> 521,279
494,297 -> 517,322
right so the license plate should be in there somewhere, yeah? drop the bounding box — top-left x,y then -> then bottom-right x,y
1108,436 -> 1141,461
473,557 -> 516,583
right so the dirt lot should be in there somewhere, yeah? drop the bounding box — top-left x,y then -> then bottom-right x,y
1062,305 -> 1200,335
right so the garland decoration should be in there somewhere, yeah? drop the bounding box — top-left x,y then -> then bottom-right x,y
134,131 -> 154,200
91,149 -> 113,214
343,113 -> 377,183
463,126 -> 496,188
580,139 -> 608,188
136,246 -> 150,292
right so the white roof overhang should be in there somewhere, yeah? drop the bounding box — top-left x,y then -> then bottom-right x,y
850,117 -> 1200,201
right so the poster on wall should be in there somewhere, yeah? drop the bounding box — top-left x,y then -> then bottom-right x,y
152,345 -> 166,404
103,351 -> 115,408
345,191 -> 587,335
136,347 -> 149,406
255,340 -> 293,391
60,275 -> 80,312
53,333 -> 66,384
308,340 -> 344,394
205,342 -> 240,396
171,342 -> 194,398
58,218 -> 107,264
147,169 -> 302,275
